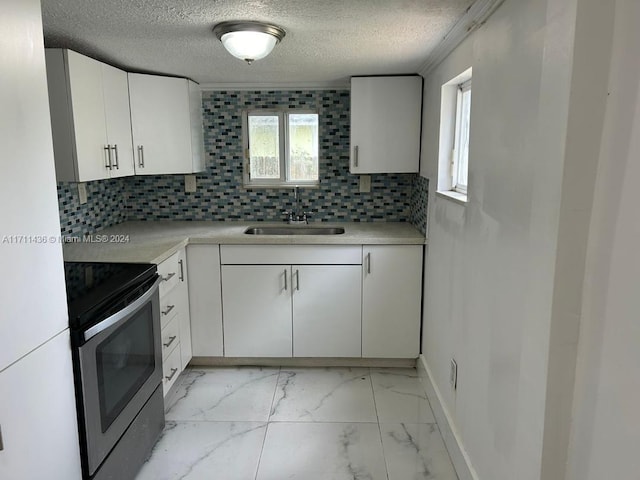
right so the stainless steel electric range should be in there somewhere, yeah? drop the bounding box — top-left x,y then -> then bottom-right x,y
64,262 -> 165,480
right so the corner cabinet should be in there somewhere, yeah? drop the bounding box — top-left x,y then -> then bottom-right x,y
128,73 -> 205,175
350,76 -> 423,174
45,49 -> 135,181
362,245 -> 423,358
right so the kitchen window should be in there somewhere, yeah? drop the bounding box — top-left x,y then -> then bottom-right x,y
243,110 -> 319,187
436,67 -> 472,204
452,79 -> 471,194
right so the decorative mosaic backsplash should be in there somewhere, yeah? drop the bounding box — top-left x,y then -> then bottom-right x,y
57,179 -> 127,237
125,90 -> 414,222
57,90 -> 428,235
410,175 -> 428,235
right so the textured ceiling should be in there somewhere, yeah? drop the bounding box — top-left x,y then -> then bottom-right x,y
41,0 -> 475,86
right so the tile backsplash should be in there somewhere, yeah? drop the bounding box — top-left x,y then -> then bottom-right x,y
58,179 -> 127,237
57,90 -> 427,236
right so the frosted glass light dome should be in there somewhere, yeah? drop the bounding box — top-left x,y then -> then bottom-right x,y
213,22 -> 286,65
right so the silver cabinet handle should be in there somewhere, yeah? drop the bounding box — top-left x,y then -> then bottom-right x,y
366,252 -> 371,274
295,269 -> 300,291
353,145 -> 359,167
137,145 -> 145,167
161,304 -> 175,316
104,145 -> 112,169
0,424 -> 4,451
111,145 -> 119,169
178,259 -> 184,282
161,272 -> 175,282
283,269 -> 288,291
163,335 -> 177,348
165,367 -> 178,381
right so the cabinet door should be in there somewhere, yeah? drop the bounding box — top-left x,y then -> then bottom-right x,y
176,248 -> 192,369
292,265 -> 362,357
350,76 -> 422,174
67,50 -> 110,181
0,331 -> 82,479
222,265 -> 292,357
128,73 -> 193,175
362,245 -> 422,358
187,245 -> 223,357
101,63 -> 135,177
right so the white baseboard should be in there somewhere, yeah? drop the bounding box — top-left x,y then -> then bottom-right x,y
417,354 -> 480,480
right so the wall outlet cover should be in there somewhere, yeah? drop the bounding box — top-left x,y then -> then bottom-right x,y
185,175 -> 197,193
450,359 -> 458,390
77,183 -> 88,205
359,175 -> 371,193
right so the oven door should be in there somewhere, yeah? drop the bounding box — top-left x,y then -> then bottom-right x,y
78,276 -> 163,476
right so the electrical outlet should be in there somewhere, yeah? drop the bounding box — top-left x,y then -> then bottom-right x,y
450,359 -> 458,390
359,175 -> 371,193
78,183 -> 88,204
185,175 -> 197,193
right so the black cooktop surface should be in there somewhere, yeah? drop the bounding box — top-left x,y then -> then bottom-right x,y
64,262 -> 157,331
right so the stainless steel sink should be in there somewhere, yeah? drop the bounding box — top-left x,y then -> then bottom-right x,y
244,226 -> 346,235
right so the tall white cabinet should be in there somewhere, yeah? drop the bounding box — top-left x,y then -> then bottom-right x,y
1,0 -> 82,477
350,76 -> 422,174
45,49 -> 135,181
128,73 -> 205,175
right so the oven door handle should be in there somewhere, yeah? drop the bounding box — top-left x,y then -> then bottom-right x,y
83,276 -> 162,342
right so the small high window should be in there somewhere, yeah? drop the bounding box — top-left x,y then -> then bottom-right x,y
452,79 -> 471,194
437,68 -> 472,203
243,110 -> 319,187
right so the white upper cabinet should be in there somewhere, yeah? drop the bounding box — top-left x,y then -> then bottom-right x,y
128,73 -> 205,175
45,49 -> 135,181
350,76 -> 422,174
101,63 -> 135,177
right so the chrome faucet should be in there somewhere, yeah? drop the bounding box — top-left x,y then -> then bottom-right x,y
283,187 -> 309,224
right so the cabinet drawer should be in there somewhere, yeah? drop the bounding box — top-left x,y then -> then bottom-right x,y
162,345 -> 181,397
161,316 -> 180,360
158,250 -> 185,297
159,285 -> 181,329
220,245 -> 362,265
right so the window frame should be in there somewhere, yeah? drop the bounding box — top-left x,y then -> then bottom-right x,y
451,79 -> 471,195
242,109 -> 320,188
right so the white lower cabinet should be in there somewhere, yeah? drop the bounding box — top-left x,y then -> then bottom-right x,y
292,265 -> 361,357
186,245 -> 224,357
362,245 -> 423,358
222,265 -> 293,357
0,331 -> 82,479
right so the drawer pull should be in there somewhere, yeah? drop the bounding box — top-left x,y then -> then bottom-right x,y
165,368 -> 178,382
163,335 -> 177,348
161,272 -> 176,282
161,305 -> 175,316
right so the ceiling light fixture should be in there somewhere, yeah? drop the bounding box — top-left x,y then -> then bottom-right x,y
213,21 -> 286,65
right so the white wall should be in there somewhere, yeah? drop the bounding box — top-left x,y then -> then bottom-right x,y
419,0 -> 593,478
565,1 -> 640,478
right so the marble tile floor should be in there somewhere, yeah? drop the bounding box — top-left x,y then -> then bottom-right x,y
136,367 -> 459,480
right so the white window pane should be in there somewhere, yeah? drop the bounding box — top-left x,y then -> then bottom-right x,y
249,115 -> 280,179
457,89 -> 471,188
288,114 -> 319,182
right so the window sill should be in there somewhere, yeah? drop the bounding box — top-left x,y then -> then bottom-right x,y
242,183 -> 320,190
436,190 -> 468,206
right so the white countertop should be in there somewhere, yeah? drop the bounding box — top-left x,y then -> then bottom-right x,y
63,221 -> 426,264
